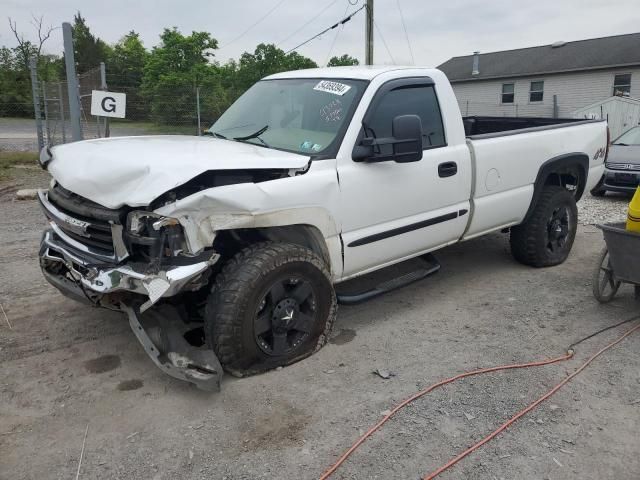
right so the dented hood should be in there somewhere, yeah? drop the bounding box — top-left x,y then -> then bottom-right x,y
48,135 -> 310,208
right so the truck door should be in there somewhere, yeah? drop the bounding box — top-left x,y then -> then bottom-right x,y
337,78 -> 472,278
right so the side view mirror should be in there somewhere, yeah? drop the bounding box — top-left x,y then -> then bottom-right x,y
352,114 -> 423,163
392,114 -> 423,163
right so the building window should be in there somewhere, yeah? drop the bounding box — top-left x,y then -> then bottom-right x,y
613,74 -> 631,96
501,83 -> 514,103
529,81 -> 544,102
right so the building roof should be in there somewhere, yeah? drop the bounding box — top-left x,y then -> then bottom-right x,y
438,32 -> 640,83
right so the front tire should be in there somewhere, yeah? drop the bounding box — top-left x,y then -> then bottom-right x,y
510,186 -> 578,267
205,242 -> 337,376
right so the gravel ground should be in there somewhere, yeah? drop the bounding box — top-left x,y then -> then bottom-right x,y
577,191 -> 630,226
1,169 -> 639,480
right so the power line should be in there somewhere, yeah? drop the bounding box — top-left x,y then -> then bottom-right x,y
285,4 -> 366,54
324,1 -> 351,65
219,0 -> 289,50
373,19 -> 396,64
396,0 -> 414,65
278,0 -> 341,47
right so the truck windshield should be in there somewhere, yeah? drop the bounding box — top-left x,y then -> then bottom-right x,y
209,78 -> 366,155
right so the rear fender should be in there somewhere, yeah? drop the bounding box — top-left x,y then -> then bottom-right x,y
523,153 -> 588,223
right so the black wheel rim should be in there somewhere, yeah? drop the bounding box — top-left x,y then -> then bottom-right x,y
546,205 -> 570,253
253,276 -> 317,356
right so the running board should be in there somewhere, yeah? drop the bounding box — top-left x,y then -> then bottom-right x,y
336,254 -> 441,305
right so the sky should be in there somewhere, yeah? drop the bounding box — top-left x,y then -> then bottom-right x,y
1,0 -> 639,68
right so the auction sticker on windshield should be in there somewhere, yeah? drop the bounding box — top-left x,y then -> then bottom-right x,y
313,80 -> 352,96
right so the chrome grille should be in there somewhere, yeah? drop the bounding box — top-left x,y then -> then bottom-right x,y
606,162 -> 640,171
39,184 -> 128,262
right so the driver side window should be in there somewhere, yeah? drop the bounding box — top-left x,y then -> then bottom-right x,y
365,85 -> 446,156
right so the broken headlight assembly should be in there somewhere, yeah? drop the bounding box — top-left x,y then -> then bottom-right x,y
125,211 -> 187,262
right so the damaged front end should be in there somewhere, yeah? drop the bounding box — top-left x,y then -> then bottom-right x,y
37,184 -> 223,391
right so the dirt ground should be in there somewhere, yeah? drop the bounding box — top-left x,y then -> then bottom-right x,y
1,168 -> 639,480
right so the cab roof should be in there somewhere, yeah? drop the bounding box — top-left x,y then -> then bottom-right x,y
266,65 -> 441,81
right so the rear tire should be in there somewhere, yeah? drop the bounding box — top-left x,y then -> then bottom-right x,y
510,186 -> 578,267
204,242 -> 336,377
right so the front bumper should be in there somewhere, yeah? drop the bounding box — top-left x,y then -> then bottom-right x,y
603,167 -> 640,193
39,229 -> 224,391
39,229 -> 218,312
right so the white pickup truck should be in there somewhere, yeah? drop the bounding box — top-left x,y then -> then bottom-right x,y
37,66 -> 608,390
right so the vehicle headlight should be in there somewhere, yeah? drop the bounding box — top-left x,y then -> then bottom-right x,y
126,211 -> 186,258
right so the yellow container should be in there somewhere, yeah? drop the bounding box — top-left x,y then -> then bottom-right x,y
626,186 -> 640,232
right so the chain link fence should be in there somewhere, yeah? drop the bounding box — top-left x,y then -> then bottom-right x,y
1,65 -> 214,152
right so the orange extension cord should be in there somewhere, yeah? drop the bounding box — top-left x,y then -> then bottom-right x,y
319,321 -> 640,480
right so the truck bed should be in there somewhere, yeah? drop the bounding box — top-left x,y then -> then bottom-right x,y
463,116 -> 590,138
462,118 -> 607,241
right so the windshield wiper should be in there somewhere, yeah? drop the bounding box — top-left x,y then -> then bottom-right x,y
613,142 -> 629,146
203,131 -> 227,139
233,125 -> 271,148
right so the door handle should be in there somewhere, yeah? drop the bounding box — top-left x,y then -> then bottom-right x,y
438,162 -> 458,178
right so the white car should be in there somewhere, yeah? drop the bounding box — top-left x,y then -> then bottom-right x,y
37,66 -> 608,389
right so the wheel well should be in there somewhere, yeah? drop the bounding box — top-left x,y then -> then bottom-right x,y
523,153 -> 588,222
212,225 -> 331,269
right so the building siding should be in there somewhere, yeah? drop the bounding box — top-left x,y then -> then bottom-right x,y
448,67 -> 640,118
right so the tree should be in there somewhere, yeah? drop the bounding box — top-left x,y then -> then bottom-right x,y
106,32 -> 148,119
71,12 -> 110,73
141,28 -> 221,125
327,54 -> 359,67
3,16 -> 58,117
7,15 -> 55,71
235,43 -> 317,91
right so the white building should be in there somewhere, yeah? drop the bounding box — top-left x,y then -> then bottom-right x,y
437,33 -> 640,119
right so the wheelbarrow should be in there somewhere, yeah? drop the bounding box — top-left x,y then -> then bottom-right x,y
592,222 -> 640,302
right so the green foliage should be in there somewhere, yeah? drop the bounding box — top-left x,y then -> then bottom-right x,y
107,32 -> 149,119
72,12 -> 111,73
140,28 -> 221,125
0,47 -> 33,116
0,14 -> 355,127
235,43 -> 318,91
327,54 -> 359,67
0,151 -> 37,180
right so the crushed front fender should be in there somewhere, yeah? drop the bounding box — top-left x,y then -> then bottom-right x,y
121,303 -> 223,392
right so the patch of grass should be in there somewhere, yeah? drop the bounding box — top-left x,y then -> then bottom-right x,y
0,151 -> 38,180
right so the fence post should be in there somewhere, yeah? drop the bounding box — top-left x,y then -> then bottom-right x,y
63,22 -> 83,141
57,83 -> 66,143
29,57 -> 44,151
42,81 -> 52,145
100,62 -> 110,137
196,86 -> 201,136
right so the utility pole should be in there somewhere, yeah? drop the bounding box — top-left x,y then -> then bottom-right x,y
365,0 -> 374,65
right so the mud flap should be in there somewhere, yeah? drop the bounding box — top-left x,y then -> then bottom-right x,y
121,303 -> 223,392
